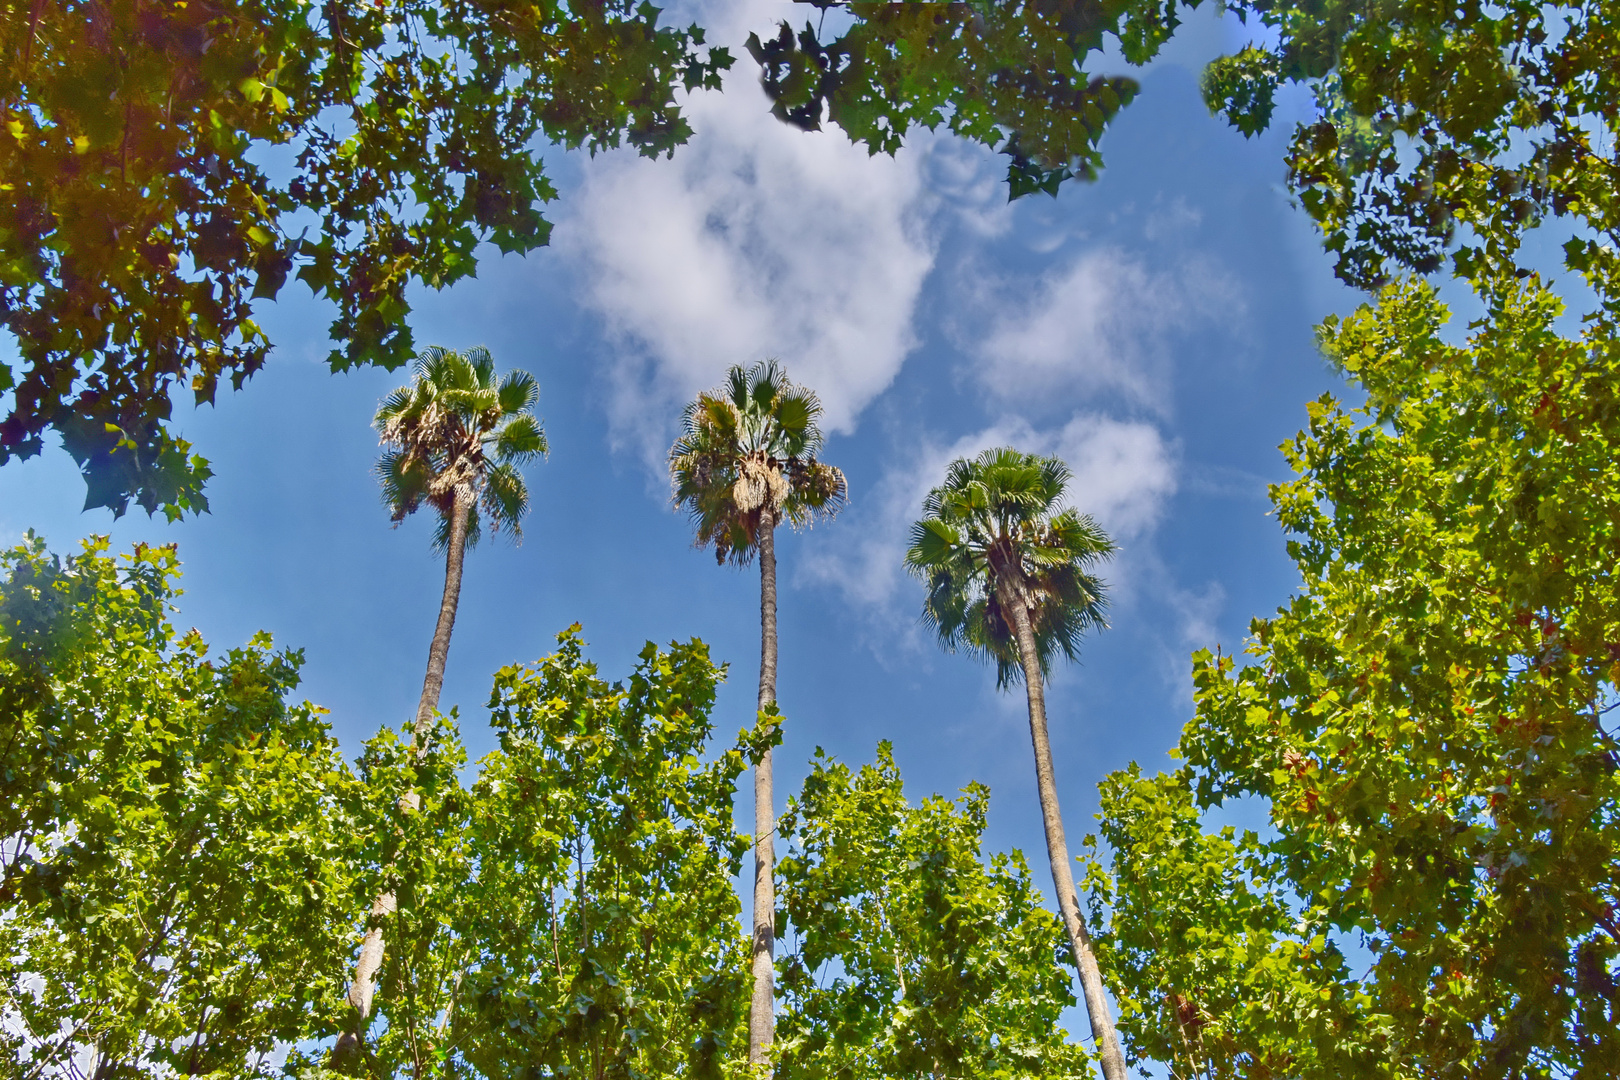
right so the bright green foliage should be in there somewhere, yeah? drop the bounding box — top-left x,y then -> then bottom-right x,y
375,345 -> 547,551
458,630 -> 753,1080
300,627 -> 758,1079
1198,0 -> 1620,288
304,710 -> 475,1076
776,745 -> 1092,1080
669,359 -> 846,565
1085,275 -> 1620,1077
0,535 -> 359,1078
745,1 -> 1175,198
0,0 -> 729,516
904,447 -> 1113,688
1084,768 -> 1377,1078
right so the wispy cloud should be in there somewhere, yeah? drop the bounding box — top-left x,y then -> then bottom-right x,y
554,6 -> 938,465
969,247 -> 1243,416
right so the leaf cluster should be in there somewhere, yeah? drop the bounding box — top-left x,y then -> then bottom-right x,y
776,743 -> 1091,1080
0,0 -> 730,515
751,0 -> 1618,294
1199,0 -> 1620,289
1086,273 -> 1620,1077
745,1 -> 1169,198
1083,767 -> 1381,1079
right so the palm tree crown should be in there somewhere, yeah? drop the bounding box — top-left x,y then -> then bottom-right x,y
375,345 -> 547,547
669,358 -> 847,562
905,447 -> 1114,688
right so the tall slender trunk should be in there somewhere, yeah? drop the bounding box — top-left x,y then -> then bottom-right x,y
749,511 -> 778,1065
998,576 -> 1128,1080
412,489 -> 471,740
332,489 -> 472,1068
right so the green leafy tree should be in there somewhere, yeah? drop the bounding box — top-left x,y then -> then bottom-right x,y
745,1 -> 1167,198
285,627 -> 759,1080
1085,274 -> 1620,1077
456,629 -> 754,1080
0,535 -> 358,1078
337,344 -> 546,1061
669,358 -> 847,1064
1196,0 -> 1620,289
749,0 -> 1618,294
0,0 -> 728,516
1083,768 -> 1374,1079
776,744 -> 1093,1080
904,447 -> 1127,1080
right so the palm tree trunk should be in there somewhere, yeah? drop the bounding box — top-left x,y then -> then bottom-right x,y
332,489 -> 472,1068
413,489 -> 471,739
999,577 -> 1128,1080
749,511 -> 778,1065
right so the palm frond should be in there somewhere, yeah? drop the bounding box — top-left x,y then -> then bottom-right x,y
905,446 -> 1114,689
376,448 -> 430,524
481,461 -> 530,543
491,414 -> 548,463
725,365 -> 753,411
464,345 -> 495,385
904,517 -> 961,572
375,345 -> 544,550
415,345 -> 453,387
749,358 -> 783,413
497,369 -> 541,416
670,359 -> 843,566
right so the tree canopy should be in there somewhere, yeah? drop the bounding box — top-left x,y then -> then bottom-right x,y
1200,0 -> 1620,289
317,628 -> 759,1078
1084,272 -> 1620,1078
905,447 -> 1113,689
7,538 -> 1103,1078
751,0 -> 1618,290
375,345 -> 547,552
0,534 -> 358,1078
0,0 -> 728,517
12,0 -> 1614,516
776,744 -> 1094,1080
670,358 -> 847,566
745,1 -> 1167,198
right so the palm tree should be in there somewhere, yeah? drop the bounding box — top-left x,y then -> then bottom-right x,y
333,345 -> 546,1065
669,359 -> 846,1064
903,447 -> 1127,1080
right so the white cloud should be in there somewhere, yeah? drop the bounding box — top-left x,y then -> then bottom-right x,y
798,413 -> 1178,633
554,0 -> 938,464
921,136 -> 1015,240
972,247 -> 1243,415
1052,413 -> 1176,539
1165,577 -> 1226,651
1143,195 -> 1204,242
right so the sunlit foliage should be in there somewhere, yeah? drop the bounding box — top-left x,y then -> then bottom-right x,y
1087,274 -> 1620,1078
0,0 -> 728,515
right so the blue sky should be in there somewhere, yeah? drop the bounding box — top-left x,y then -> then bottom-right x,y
2,0 -> 1357,961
